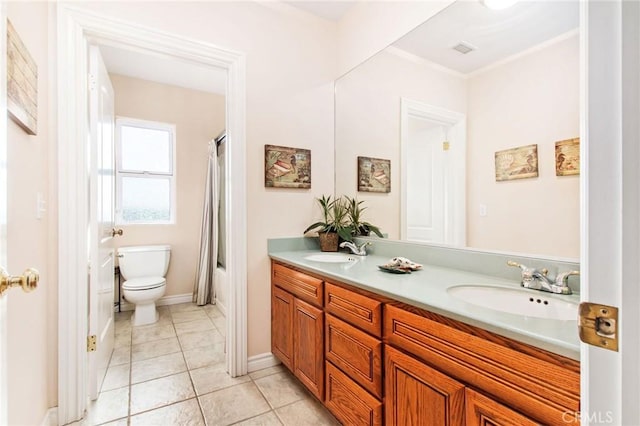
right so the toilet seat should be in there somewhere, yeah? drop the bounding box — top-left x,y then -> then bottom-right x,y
122,277 -> 166,291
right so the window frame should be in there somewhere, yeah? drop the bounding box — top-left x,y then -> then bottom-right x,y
115,116 -> 177,225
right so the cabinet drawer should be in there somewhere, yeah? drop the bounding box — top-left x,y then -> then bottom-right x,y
325,282 -> 382,337
325,361 -> 382,426
272,262 -> 323,307
465,388 -> 539,426
384,304 -> 580,425
325,314 -> 382,398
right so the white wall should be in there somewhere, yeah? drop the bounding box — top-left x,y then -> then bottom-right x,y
109,73 -> 225,299
466,34 -> 580,257
335,49 -> 467,239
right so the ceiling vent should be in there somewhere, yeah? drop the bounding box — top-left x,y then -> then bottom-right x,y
452,42 -> 476,54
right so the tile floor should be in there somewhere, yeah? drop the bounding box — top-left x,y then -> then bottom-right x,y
79,303 -> 339,426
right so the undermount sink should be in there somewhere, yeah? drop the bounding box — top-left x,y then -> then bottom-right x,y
304,253 -> 359,263
447,285 -> 578,321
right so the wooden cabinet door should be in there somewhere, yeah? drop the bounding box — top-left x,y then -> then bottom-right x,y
272,285 -> 294,370
325,361 -> 383,426
385,345 -> 465,426
465,389 -> 540,426
294,298 -> 324,400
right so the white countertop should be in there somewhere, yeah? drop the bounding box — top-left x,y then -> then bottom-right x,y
269,249 -> 580,360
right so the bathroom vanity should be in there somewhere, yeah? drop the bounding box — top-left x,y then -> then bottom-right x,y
269,238 -> 580,425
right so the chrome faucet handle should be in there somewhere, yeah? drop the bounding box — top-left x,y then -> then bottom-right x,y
555,270 -> 580,286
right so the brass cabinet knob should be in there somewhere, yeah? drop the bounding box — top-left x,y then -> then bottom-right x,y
0,267 -> 39,296
111,228 -> 124,237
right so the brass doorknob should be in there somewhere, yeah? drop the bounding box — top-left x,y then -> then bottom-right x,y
0,267 -> 39,296
111,228 -> 124,237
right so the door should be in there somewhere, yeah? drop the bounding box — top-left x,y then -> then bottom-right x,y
400,98 -> 466,246
88,45 -> 117,400
0,5 -> 8,423
385,345 -> 465,426
465,388 -> 538,426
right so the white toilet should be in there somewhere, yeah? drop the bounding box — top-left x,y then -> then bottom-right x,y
118,245 -> 171,326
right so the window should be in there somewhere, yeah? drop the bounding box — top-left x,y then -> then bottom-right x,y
116,118 -> 176,224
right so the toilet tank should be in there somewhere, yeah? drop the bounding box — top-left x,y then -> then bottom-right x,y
117,245 -> 171,279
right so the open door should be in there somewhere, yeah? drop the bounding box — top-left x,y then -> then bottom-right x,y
0,5 -> 9,423
88,44 -> 117,400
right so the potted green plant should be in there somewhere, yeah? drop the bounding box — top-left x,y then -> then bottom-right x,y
304,195 -> 352,251
344,196 -> 384,239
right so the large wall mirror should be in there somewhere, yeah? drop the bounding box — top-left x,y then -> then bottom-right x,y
335,0 -> 580,259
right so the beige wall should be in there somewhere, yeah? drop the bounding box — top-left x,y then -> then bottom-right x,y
6,2 -> 55,425
109,73 -> 225,298
335,50 -> 467,239
467,35 -> 580,258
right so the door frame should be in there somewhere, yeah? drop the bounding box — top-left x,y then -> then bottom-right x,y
400,98 -> 466,246
56,6 -> 247,424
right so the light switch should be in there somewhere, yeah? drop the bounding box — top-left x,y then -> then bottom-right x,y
479,204 -> 487,217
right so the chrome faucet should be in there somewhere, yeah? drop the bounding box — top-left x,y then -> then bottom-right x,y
340,241 -> 371,256
507,261 -> 579,295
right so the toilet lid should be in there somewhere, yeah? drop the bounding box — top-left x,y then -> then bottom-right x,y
122,277 -> 166,290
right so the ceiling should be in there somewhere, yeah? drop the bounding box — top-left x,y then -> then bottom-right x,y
284,1 -> 357,21
99,44 -> 227,95
392,0 -> 579,75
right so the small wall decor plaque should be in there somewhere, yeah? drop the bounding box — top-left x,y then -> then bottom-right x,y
494,144 -> 538,182
358,156 -> 391,193
7,20 -> 38,135
264,144 -> 311,188
555,138 -> 580,176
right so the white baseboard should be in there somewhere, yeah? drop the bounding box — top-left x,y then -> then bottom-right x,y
215,299 -> 227,317
117,293 -> 193,312
247,352 -> 281,373
40,407 -> 57,426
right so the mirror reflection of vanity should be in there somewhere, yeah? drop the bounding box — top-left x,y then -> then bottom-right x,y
335,0 -> 580,259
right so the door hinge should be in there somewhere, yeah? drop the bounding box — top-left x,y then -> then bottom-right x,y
579,302 -> 618,352
87,335 -> 97,352
443,141 -> 450,151
88,73 -> 96,92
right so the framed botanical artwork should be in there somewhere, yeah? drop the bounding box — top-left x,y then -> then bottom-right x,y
555,138 -> 580,176
7,20 -> 38,135
358,156 -> 390,193
264,144 -> 311,188
495,144 -> 538,182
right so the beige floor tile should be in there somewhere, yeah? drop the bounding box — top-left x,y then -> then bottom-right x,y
115,321 -> 132,336
254,371 -> 307,409
212,316 -> 226,334
129,398 -> 204,426
169,303 -> 201,313
131,323 -> 176,345
131,352 -> 186,384
183,342 -> 225,370
235,411 -> 283,426
199,382 -> 270,425
101,364 -> 130,392
178,329 -> 224,351
202,304 -> 222,318
114,331 -> 132,348
249,365 -> 285,380
190,362 -> 251,395
131,336 -> 181,362
275,398 -> 339,426
174,319 -> 215,335
114,311 -> 132,322
171,309 -> 209,324
109,346 -> 131,367
130,372 -> 195,415
88,387 -> 129,425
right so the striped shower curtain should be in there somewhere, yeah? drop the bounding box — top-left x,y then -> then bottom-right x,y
193,140 -> 219,305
